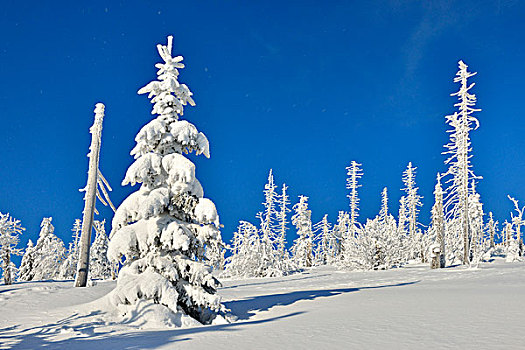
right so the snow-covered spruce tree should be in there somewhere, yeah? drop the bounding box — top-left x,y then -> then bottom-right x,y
107,36 -> 226,325
31,217 -> 66,280
59,219 -> 82,279
291,195 -> 314,268
508,195 -> 524,257
430,174 -> 446,268
350,188 -> 401,270
332,211 -> 349,261
398,196 -> 408,237
342,161 -> 362,263
0,213 -> 24,285
469,181 -> 485,265
402,162 -> 423,260
486,212 -> 497,249
313,214 -> 333,265
254,169 -> 282,276
18,239 -> 35,281
276,183 -> 291,264
224,221 -> 262,278
442,60 -> 482,265
89,220 -> 112,280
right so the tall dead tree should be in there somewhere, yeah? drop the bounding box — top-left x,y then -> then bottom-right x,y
75,103 -> 115,287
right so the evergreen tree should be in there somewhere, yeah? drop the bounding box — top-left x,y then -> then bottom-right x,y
313,214 -> 333,265
469,181 -> 484,265
31,217 -> 66,280
224,221 -> 262,277
442,60 -> 482,265
18,239 -> 35,281
276,183 -> 291,263
430,174 -> 446,268
487,212 -> 497,249
90,220 -> 112,280
0,213 -> 24,285
59,219 -> 82,280
402,162 -> 423,259
291,195 -> 314,268
107,36 -> 226,325
508,195 -> 524,257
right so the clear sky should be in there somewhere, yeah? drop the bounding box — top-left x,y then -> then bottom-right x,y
1,0 -> 524,257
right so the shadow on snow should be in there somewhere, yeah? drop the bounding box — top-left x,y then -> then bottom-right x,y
1,280 -> 418,349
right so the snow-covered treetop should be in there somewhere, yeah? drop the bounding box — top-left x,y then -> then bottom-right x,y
39,217 -> 54,237
138,35 -> 195,121
129,36 -> 209,160
0,213 -> 24,244
379,187 -> 389,221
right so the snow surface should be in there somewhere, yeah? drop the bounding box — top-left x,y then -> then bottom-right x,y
1,259 -> 524,349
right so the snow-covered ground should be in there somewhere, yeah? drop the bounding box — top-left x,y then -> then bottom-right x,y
1,259 -> 524,349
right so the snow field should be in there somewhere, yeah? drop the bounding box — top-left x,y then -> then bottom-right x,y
1,259 -> 523,349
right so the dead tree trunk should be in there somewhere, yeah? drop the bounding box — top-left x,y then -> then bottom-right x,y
75,103 -> 105,287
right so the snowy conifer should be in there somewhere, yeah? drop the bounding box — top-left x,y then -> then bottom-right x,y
107,36 -> 225,326
0,213 -> 24,285
487,212 -> 497,249
346,161 -> 362,236
469,182 -> 484,265
442,60 -> 482,265
31,217 -> 66,280
276,183 -> 291,262
291,195 -> 314,268
313,214 -> 333,265
332,211 -> 350,261
18,239 -> 35,281
255,170 -> 281,275
402,162 -> 423,259
430,174 -> 446,268
90,220 -> 112,280
224,221 -> 262,277
348,188 -> 401,270
59,219 -> 82,280
508,195 -> 524,257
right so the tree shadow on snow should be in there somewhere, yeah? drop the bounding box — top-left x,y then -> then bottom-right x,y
1,281 -> 418,349
225,280 -> 419,320
220,273 -> 331,290
0,310 -> 304,349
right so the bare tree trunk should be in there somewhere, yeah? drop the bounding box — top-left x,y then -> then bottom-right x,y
3,252 -> 12,285
75,103 -> 105,287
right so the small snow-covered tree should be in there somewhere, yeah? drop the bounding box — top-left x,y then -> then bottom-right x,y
107,36 -> 226,326
313,214 -> 333,265
291,195 -> 314,268
332,211 -> 349,261
90,220 -> 112,280
18,239 -> 35,281
276,183 -> 291,263
442,60 -> 482,265
487,212 -> 497,249
508,195 -> 524,257
59,219 -> 82,280
430,174 -> 446,268
469,182 -> 484,265
31,217 -> 66,280
346,161 -> 362,237
224,221 -> 262,277
0,213 -> 24,285
402,162 -> 423,259
347,188 -> 401,270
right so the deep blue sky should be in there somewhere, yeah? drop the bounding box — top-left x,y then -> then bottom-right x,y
1,1 -> 524,256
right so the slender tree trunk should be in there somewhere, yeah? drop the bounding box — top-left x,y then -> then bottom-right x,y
3,252 -> 12,285
75,103 -> 105,287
